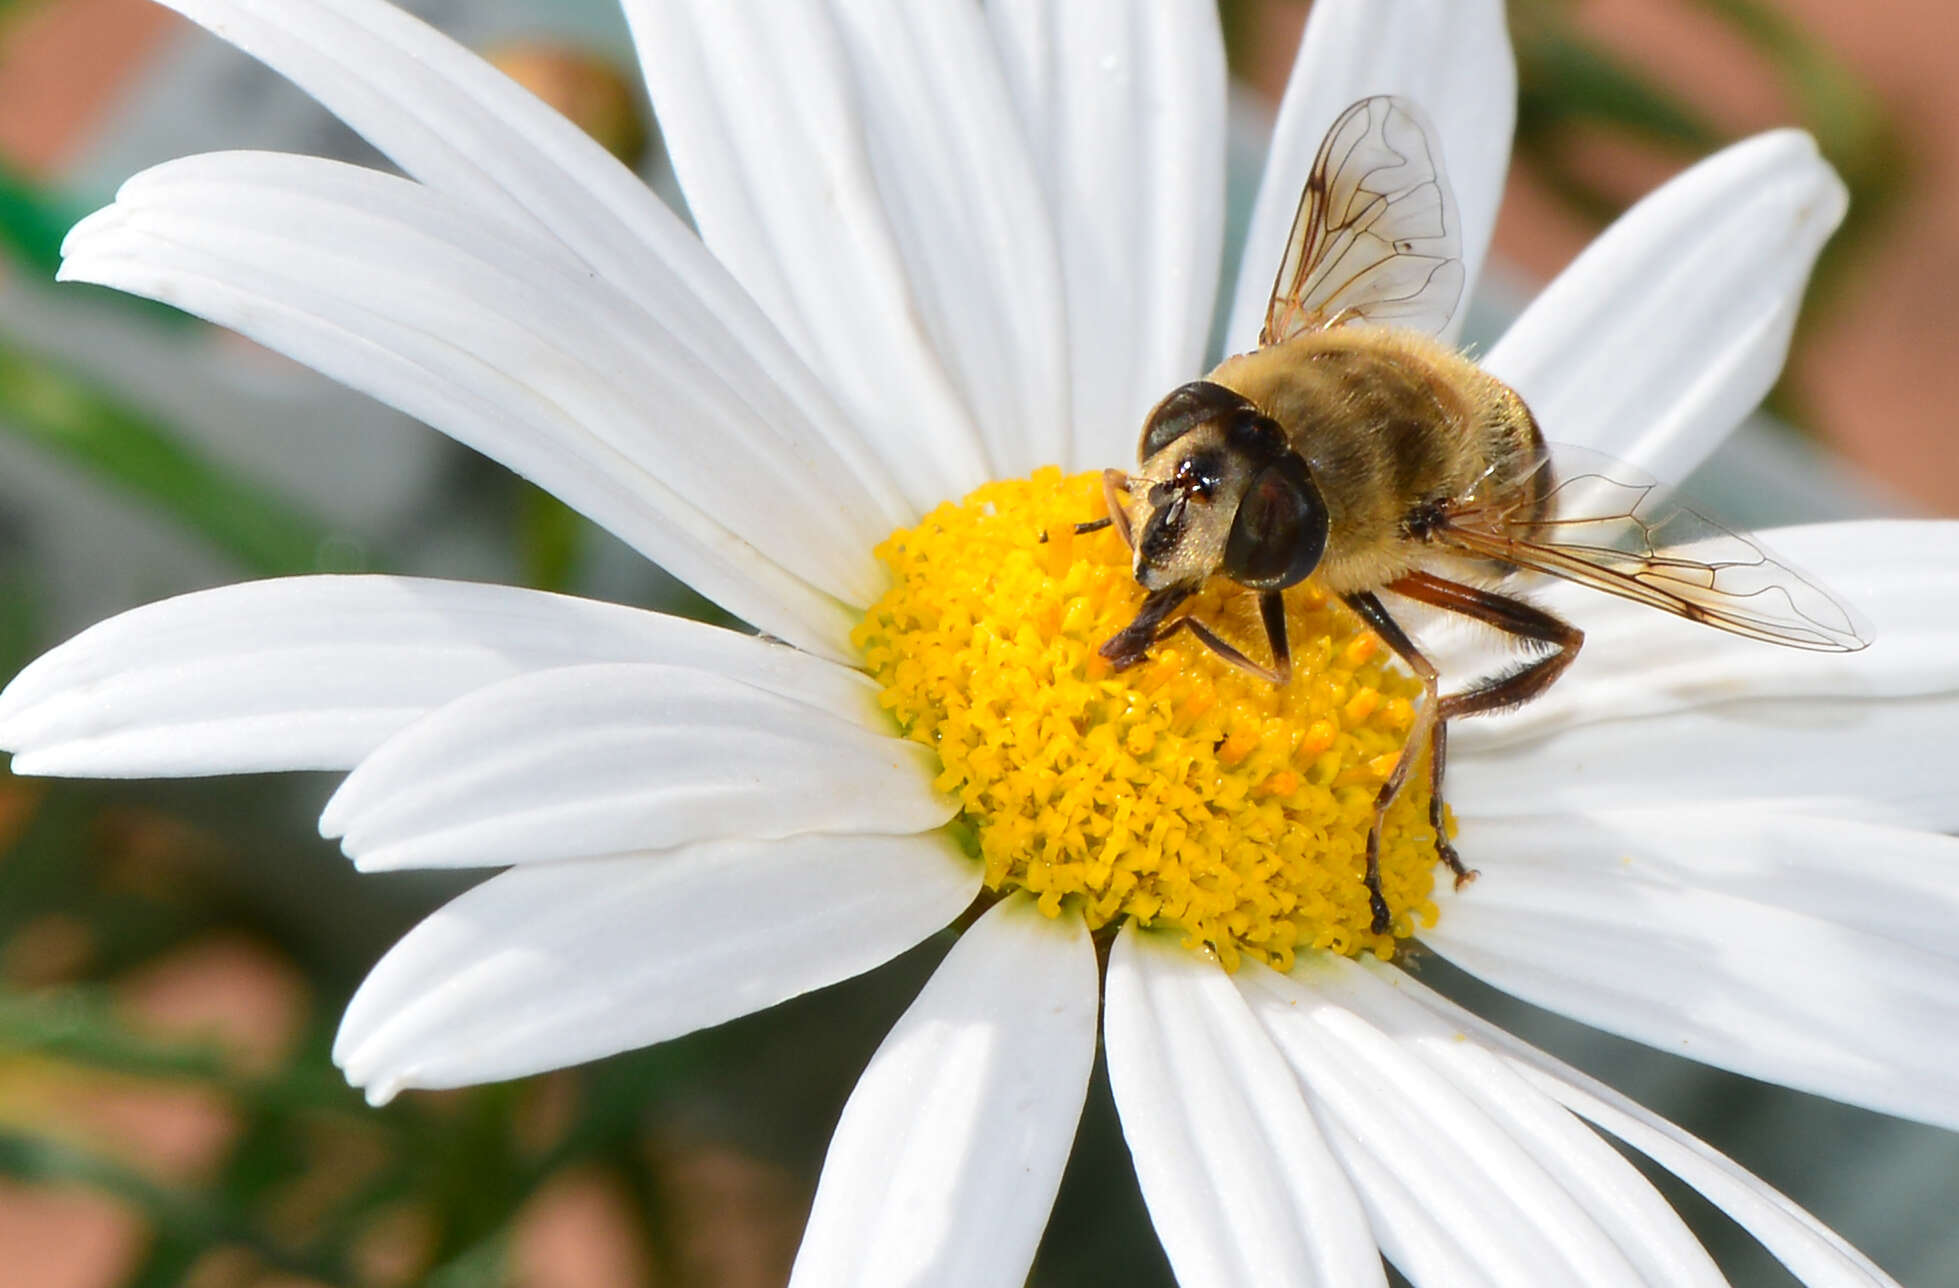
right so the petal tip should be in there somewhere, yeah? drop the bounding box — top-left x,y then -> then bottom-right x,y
346,844 -> 408,874
4,747 -> 61,779
317,776 -> 364,839
344,1059 -> 404,1107
58,204 -> 127,267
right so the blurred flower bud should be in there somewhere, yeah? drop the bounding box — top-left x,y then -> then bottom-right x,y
484,40 -> 649,163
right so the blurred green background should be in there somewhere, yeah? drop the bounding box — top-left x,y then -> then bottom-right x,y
0,1 -> 1949,1285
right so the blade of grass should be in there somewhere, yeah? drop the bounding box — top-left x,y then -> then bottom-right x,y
0,158 -> 77,282
517,482 -> 586,592
423,1232 -> 510,1288
0,989 -> 372,1115
0,340 -> 343,575
0,544 -> 38,678
0,1127 -> 349,1282
1517,26 -> 1721,150
1689,0 -> 1908,320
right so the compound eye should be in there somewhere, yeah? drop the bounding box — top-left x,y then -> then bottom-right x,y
1225,410 -> 1290,462
1221,454 -> 1329,591
1138,381 -> 1253,461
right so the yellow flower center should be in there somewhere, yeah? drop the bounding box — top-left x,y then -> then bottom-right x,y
853,468 -> 1445,966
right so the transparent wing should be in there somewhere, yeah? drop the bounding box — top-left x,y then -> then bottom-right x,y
1261,95 -> 1465,346
1432,444 -> 1871,652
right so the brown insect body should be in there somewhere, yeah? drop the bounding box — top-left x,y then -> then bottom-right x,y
1205,328 -> 1549,594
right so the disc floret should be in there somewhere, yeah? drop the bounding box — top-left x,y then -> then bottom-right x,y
855,468 -> 1444,966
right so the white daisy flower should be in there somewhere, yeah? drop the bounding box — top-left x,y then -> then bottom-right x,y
2,0 -> 1953,1283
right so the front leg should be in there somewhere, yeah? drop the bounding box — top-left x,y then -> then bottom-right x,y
1153,589 -> 1293,686
1100,468 -> 1136,550
1099,584 -> 1193,672
1042,469 -> 1135,546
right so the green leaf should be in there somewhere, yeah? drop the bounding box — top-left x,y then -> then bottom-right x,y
518,482 -> 587,592
1517,28 -> 1720,150
0,158 -> 79,281
0,341 -> 347,575
0,989 -> 371,1115
0,1128 -> 349,1283
423,1232 -> 511,1288
1507,0 -> 1907,385
0,552 -> 39,679
1691,0 -> 1879,138
1686,0 -> 1909,322
0,0 -> 55,31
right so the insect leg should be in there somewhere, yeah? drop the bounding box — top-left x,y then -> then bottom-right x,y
1385,571 -> 1585,719
1426,718 -> 1462,885
1153,590 -> 1293,686
1342,591 -> 1455,935
1099,584 -> 1194,671
1101,469 -> 1136,551
1259,590 -> 1292,685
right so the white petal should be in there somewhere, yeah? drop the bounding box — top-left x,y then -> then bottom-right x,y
154,0 -> 910,533
1448,519 -> 1959,830
1293,1123 -> 1487,1288
158,0 -> 648,250
321,663 -> 949,871
1458,519 -> 1959,751
1423,808 -> 1959,1130
114,154 -> 886,600
1226,0 -> 1515,353
822,0 -> 1070,479
1375,960 -> 1900,1288
62,155 -> 872,657
1240,958 -> 1713,1286
988,0 -> 1227,470
1451,696 -> 1959,834
624,0 -> 1067,496
1485,130 -> 1846,481
1103,926 -> 1384,1288
790,897 -> 1097,1288
0,576 -> 877,777
334,831 -> 980,1104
